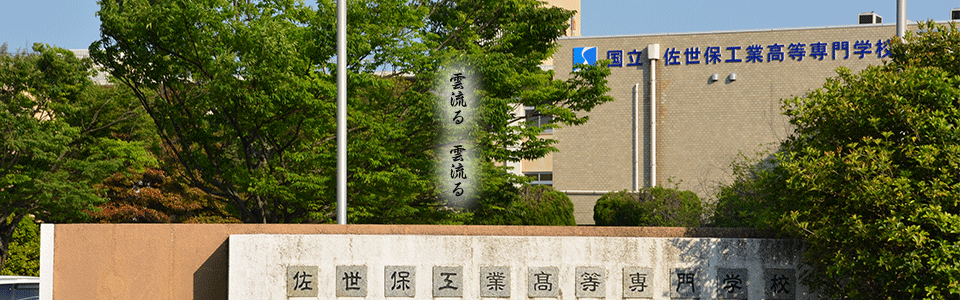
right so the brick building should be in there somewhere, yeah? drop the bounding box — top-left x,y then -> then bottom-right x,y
537,21 -> 912,224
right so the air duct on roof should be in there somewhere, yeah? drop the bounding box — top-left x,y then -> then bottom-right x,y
859,12 -> 882,24
952,8 -> 960,21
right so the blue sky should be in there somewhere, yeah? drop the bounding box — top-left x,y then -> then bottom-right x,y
0,1 -> 954,50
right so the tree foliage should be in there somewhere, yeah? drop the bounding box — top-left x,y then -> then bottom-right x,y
471,184 -> 575,226
771,21 -> 960,299
91,0 -> 612,224
593,186 -> 702,227
91,167 -> 240,223
710,150 -> 787,228
0,44 -> 153,271
1,216 -> 39,276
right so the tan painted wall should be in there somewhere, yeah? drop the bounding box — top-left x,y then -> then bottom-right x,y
521,151 -> 553,173
541,0 -> 581,67
544,0 -> 580,37
43,224 -> 772,300
554,24 -> 913,224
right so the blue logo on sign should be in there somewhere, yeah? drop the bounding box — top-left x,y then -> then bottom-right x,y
573,47 -> 597,70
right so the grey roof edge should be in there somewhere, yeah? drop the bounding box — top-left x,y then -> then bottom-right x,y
560,19 -> 954,41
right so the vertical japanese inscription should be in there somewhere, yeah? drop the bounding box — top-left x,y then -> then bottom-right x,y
286,266 -> 318,297
622,267 -> 653,298
336,265 -> 367,297
447,72 -> 469,202
384,265 -> 416,297
436,66 -> 477,207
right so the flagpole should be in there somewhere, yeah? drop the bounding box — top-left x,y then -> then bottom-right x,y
897,0 -> 905,40
336,0 -> 348,224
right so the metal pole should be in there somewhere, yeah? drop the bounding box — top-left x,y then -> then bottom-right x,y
336,0 -> 348,224
897,0 -> 906,39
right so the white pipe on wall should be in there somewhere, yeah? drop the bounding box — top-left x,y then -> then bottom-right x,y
633,83 -> 640,192
647,44 -> 660,188
561,190 -> 613,195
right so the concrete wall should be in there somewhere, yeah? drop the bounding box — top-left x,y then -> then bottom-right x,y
40,224 -> 781,300
554,24 -> 914,224
231,233 -> 806,300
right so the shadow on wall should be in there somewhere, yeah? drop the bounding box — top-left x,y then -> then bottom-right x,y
665,238 -> 805,299
194,240 -> 229,300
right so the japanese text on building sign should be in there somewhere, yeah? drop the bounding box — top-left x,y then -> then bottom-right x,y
591,39 -> 891,68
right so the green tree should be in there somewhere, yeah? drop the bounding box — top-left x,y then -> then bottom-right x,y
91,0 -> 612,224
773,21 -> 960,299
593,186 -> 702,227
710,150 -> 786,229
1,216 -> 39,276
0,44 -> 153,270
91,167 -> 240,223
471,184 -> 576,226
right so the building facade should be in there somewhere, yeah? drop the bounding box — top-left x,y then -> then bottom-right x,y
547,23 -> 913,224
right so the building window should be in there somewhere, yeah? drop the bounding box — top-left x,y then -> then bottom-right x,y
525,172 -> 553,186
525,107 -> 553,133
